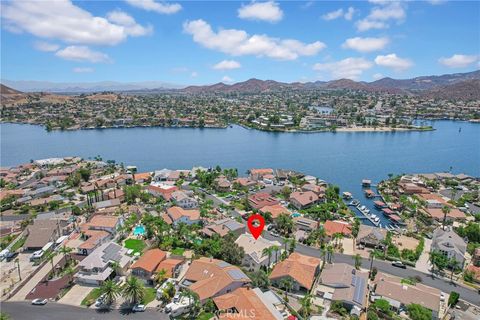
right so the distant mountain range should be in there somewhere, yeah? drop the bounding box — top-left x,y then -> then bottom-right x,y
0,80 -> 182,93
2,70 -> 479,100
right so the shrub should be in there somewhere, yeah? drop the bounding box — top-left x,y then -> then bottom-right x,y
448,291 -> 459,307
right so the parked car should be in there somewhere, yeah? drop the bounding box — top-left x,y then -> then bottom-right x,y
32,299 -> 48,305
391,261 -> 407,269
132,304 -> 146,312
5,252 -> 18,262
173,293 -> 181,303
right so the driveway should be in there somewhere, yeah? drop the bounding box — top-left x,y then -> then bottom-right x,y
58,284 -> 93,306
416,238 -> 432,274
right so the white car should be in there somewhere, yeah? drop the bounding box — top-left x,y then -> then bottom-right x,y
132,304 -> 146,312
32,299 -> 48,305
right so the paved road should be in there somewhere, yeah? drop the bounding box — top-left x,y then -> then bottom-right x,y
0,301 -> 169,320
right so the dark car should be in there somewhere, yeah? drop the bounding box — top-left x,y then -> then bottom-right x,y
391,261 -> 407,269
5,252 -> 18,262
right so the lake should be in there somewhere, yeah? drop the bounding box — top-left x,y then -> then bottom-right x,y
1,121 -> 479,227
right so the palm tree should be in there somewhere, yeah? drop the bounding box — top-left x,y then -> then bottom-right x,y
100,279 -> 121,306
299,294 -> 313,318
122,276 -> 145,305
279,277 -> 293,303
59,245 -> 73,264
277,214 -> 294,237
180,289 -> 200,319
46,251 -> 58,276
449,258 -> 460,282
354,254 -> 362,270
326,245 -> 334,264
262,246 -> 275,268
442,206 -> 451,227
155,268 -> 167,284
109,260 -> 121,276
64,265 -> 76,284
272,245 -> 281,263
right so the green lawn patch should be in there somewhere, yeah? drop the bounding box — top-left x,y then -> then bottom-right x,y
196,312 -> 214,320
142,287 -> 157,305
124,239 -> 146,253
171,248 -> 185,256
10,236 -> 26,252
81,288 -> 102,306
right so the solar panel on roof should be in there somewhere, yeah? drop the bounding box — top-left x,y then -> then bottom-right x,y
217,261 -> 231,268
227,269 -> 247,280
353,277 -> 366,305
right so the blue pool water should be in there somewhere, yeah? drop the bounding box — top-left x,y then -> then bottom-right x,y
133,225 -> 146,236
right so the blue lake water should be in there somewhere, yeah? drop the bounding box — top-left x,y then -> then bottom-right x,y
1,121 -> 479,227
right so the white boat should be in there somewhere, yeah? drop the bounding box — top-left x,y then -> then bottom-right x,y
359,205 -> 366,211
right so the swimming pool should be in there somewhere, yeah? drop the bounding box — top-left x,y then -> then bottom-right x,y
133,224 -> 146,236
291,213 -> 301,218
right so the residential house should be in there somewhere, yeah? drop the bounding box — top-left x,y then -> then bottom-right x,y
156,258 -> 185,279
214,175 -> 231,193
213,287 -> 283,320
233,177 -> 257,189
75,242 -> 131,285
259,204 -> 291,220
146,184 -> 178,201
301,183 -> 326,197
180,257 -> 251,302
289,191 -> 319,210
200,218 -> 245,239
249,168 -> 274,181
316,263 -> 368,316
235,234 -> 282,271
424,208 -> 466,222
323,220 -> 353,238
431,227 -> 467,266
372,273 -> 441,319
356,225 -> 387,248
293,216 -> 318,232
133,172 -> 151,184
163,206 -> 201,226
269,252 -> 321,292
248,192 -> 279,210
130,249 -> 167,284
153,169 -> 172,182
171,191 -> 198,209
24,219 -> 68,251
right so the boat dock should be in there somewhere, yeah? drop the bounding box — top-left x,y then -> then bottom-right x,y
348,199 -> 380,227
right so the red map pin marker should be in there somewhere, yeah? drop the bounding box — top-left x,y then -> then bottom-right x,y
247,214 -> 265,240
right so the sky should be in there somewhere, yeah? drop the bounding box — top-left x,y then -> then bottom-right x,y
1,0 -> 479,85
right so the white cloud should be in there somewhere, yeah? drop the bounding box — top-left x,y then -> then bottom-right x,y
34,41 -> 60,52
428,0 -> 447,5
313,57 -> 373,80
438,54 -> 479,68
372,73 -> 384,80
356,1 -> 406,32
55,46 -> 111,63
213,60 -> 241,70
238,1 -> 283,23
375,53 -> 412,71
183,19 -> 325,60
1,0 -> 151,45
342,37 -> 389,53
125,0 -> 182,14
106,10 -> 152,36
222,76 -> 234,83
73,67 -> 94,73
190,71 -> 198,78
322,7 -> 355,21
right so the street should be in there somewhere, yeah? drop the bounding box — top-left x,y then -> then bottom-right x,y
0,301 -> 169,320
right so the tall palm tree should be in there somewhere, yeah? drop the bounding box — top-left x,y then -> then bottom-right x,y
59,245 -> 73,264
326,245 -> 334,264
109,260 -> 121,276
354,254 -> 362,270
449,258 -> 460,282
300,294 -> 313,318
279,277 -> 293,303
442,206 -> 451,228
64,265 -> 76,284
46,251 -> 58,276
122,276 -> 145,305
262,246 -> 275,268
272,245 -> 281,263
155,268 -> 167,284
100,279 -> 121,306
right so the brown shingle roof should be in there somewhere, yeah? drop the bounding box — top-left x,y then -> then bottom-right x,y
131,249 -> 167,273
269,252 -> 321,290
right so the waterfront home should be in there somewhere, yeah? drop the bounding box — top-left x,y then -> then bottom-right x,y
316,263 -> 368,316
293,216 -> 318,232
213,287 -> 283,320
323,220 -> 353,238
75,242 -> 131,285
301,183 -> 326,197
269,252 -> 321,293
133,172 -> 152,184
424,207 -> 466,222
372,273 -> 441,319
249,168 -> 274,181
200,218 -> 245,239
431,227 -> 466,266
248,192 -> 279,210
24,218 -> 68,251
232,177 -> 257,189
130,249 -> 167,284
163,206 -> 201,226
180,257 -> 251,303
259,204 -> 292,220
235,234 -> 282,271
399,182 -> 429,195
214,175 -> 231,192
153,169 -> 172,182
356,225 -> 387,248
289,191 -> 319,209
171,191 -> 198,209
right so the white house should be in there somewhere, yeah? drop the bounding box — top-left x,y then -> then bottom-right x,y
235,234 -> 282,271
171,191 -> 198,209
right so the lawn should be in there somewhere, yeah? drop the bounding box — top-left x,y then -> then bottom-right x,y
171,248 -> 185,256
142,287 -> 157,305
124,239 -> 146,253
196,312 -> 214,320
81,288 -> 102,306
10,236 -> 26,252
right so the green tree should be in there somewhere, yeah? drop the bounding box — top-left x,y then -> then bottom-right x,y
122,276 -> 145,305
46,251 -> 58,276
59,245 -> 73,264
100,279 -> 121,306
299,294 -> 313,318
448,291 -> 460,307
262,246 -> 275,268
276,213 -> 294,236
249,269 -> 270,290
429,250 -> 448,275
407,303 -> 432,320
354,254 -> 362,270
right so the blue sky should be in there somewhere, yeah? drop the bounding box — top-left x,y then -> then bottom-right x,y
1,0 -> 479,85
